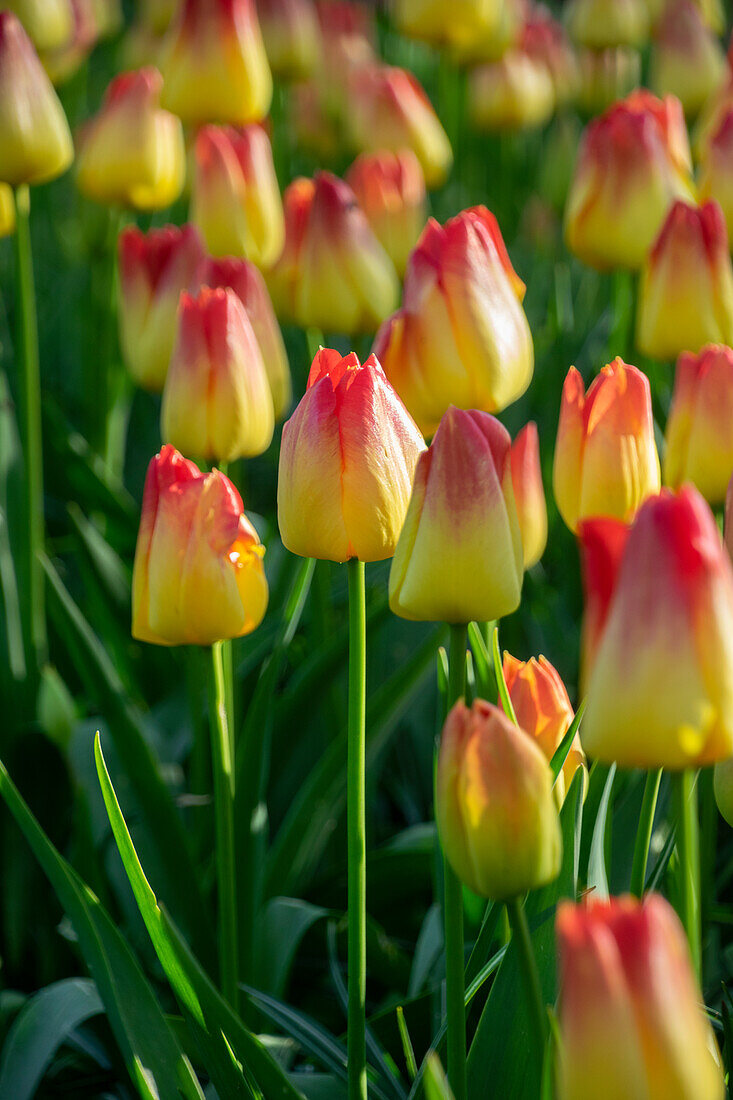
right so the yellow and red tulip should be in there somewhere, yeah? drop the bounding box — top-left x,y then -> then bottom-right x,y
664,344 -> 733,504
574,45 -> 641,115
468,48 -> 556,132
649,0 -> 726,118
255,0 -> 320,80
345,149 -> 427,278
565,0 -> 649,49
699,110 -> 733,244
577,516 -> 629,691
5,0 -> 73,52
510,421 -> 547,570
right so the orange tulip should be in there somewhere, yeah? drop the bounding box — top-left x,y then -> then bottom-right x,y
510,422 -> 547,569
345,149 -> 427,278
664,344 -> 733,503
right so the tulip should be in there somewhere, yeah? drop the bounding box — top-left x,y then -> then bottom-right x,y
161,287 -> 274,463
510,422 -> 547,569
0,12 -> 73,186
436,698 -> 562,900
374,207 -> 534,438
161,0 -> 272,126
345,150 -> 427,278
5,0 -> 73,52
664,345 -> 733,503
290,79 -> 341,160
581,485 -> 733,769
202,255 -> 291,419
637,199 -> 733,360
553,359 -> 661,533
190,124 -> 284,268
577,516 -> 629,690
468,50 -> 556,132
565,0 -> 649,49
256,0 -> 320,80
650,0 -> 726,119
575,45 -> 641,115
693,69 -> 733,161
278,348 -> 424,562
447,0 -> 522,65
76,67 -> 185,209
92,0 -> 123,38
132,444 -> 268,646
117,223 -> 205,392
316,0 -> 375,106
557,894 -> 724,1100
565,90 -> 694,271
699,110 -> 733,245
0,185 -> 16,238
138,0 -> 177,33
267,172 -> 399,334
522,8 -> 579,108
389,407 -> 523,623
42,0 -> 99,86
726,470 -> 733,562
691,0 -> 724,31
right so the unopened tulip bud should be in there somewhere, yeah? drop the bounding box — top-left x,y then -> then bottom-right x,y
132,445 -> 268,646
92,0 -> 123,38
664,345 -> 733,503
468,49 -> 556,132
565,0 -> 649,49
522,9 -> 579,108
699,111 -> 733,244
345,149 -> 426,278
692,0 -> 724,31
650,0 -> 726,118
76,67 -> 185,209
5,0 -> 73,52
278,348 -> 425,562
582,486 -> 733,768
637,200 -> 733,360
375,207 -> 533,437
693,69 -> 733,161
436,699 -> 562,900
42,0 -> 99,86
510,422 -> 547,569
575,45 -> 641,115
256,0 -> 320,80
389,407 -> 523,623
161,287 -> 274,463
392,0 -> 513,54
577,516 -> 629,690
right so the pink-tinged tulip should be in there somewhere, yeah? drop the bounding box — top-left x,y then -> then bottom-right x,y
0,12 -> 73,185
511,422 -> 547,569
5,0 -> 73,52
161,0 -> 272,126
345,150 -> 427,278
76,68 -> 185,209
468,49 -> 556,132
565,90 -> 694,270
389,408 -> 523,623
267,172 -> 399,334
699,111 -> 733,244
436,699 -> 562,900
117,223 -> 205,392
553,359 -> 661,533
256,0 -> 320,79
202,256 -> 291,419
664,345 -> 733,503
374,207 -> 534,438
316,0 -> 375,98
637,200 -> 733,360
42,0 -> 99,86
161,287 -> 274,463
575,45 -> 641,115
557,895 -> 724,1100
190,124 -> 284,268
565,0 -> 649,49
132,445 -> 268,646
577,516 -> 629,690
522,6 -> 579,107
650,0 -> 726,118
582,486 -> 733,768
278,348 -> 425,562
503,652 -> 587,805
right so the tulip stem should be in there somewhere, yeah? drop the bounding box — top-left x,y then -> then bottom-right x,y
507,898 -> 547,1070
207,640 -> 239,1010
674,769 -> 701,981
630,768 -> 662,897
347,558 -> 367,1100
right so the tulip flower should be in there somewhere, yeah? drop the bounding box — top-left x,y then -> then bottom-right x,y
522,8 -> 579,108
161,287 -> 274,463
374,207 -> 534,438
389,407 -> 523,623
577,516 -> 629,690
190,124 -> 284,268
267,172 -> 399,334
436,698 -> 562,900
581,486 -> 733,769
664,345 -> 733,503
290,79 -> 341,160
316,0 -> 375,106
5,0 -> 73,52
345,150 -> 427,278
256,0 -> 320,79
565,90 -> 694,270
76,67 -> 185,209
510,422 -> 547,569
693,69 -> 733,161
278,348 -> 424,562
699,111 -> 733,244
650,0 -> 726,118
557,894 -> 724,1100
0,12 -> 73,186
553,359 -> 661,532
575,45 -> 641,115
161,0 -> 272,126
393,0 -> 520,62
468,50 -> 556,132
202,255 -> 291,419
691,0 -> 724,31
637,200 -> 733,360
565,0 -> 649,49
117,223 -> 205,392
132,444 -> 268,646
42,0 -> 99,86
138,0 -> 177,33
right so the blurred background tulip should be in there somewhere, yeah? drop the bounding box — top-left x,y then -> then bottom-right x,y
698,110 -> 733,243
649,0 -> 726,119
574,45 -> 641,115
3,0 -> 74,52
256,0 -> 320,80
345,149 -> 426,278
664,345 -> 733,503
565,0 -> 649,50
468,48 -> 556,132
510,421 -> 547,569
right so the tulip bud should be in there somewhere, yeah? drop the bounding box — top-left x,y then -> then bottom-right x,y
118,223 -> 205,392
581,486 -> 733,768
693,69 -> 733,162
650,0 -> 726,118
316,0 -> 375,108
565,91 -> 694,271
5,0 -> 73,52
161,287 -> 274,463
522,9 -> 579,108
161,0 -> 272,126
389,407 -> 523,623
202,256 -> 291,419
0,12 -> 73,186
256,0 -> 320,80
290,79 -> 340,160
76,68 -> 185,209
664,345 -> 733,504
391,0 -> 512,53
557,894 -> 724,1100
345,150 -> 426,278
637,200 -> 733,360
575,45 -> 641,115
132,445 -> 268,646
267,172 -> 399,334
577,516 -> 629,691
278,348 -> 425,562
375,207 -> 534,438
42,0 -> 99,86
436,699 -> 562,900
190,124 -> 284,268
699,111 -> 733,245
565,0 -> 649,49
138,0 -> 177,34
468,49 -> 556,132
510,422 -> 547,570
691,0 -> 724,31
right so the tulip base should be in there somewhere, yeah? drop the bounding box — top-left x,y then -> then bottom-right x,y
347,558 -> 367,1100
674,770 -> 701,981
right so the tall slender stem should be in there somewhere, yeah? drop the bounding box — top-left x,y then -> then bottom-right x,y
347,558 -> 367,1100
630,768 -> 662,897
674,770 -> 701,981
207,640 -> 239,1009
506,898 -> 547,1063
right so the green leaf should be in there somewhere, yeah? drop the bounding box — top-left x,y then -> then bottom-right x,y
550,700 -> 585,785
491,626 -> 517,724
424,1054 -> 455,1100
466,623 -> 497,702
587,765 -> 616,901
256,897 -> 328,996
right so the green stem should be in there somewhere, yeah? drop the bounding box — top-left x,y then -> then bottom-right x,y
674,770 -> 701,981
630,768 -> 662,897
506,898 -> 547,1066
99,207 -> 127,479
347,558 -> 367,1100
207,640 -> 239,1009
13,184 -> 47,677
